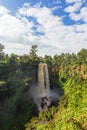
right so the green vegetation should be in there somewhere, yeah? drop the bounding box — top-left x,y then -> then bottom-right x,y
0,43 -> 87,130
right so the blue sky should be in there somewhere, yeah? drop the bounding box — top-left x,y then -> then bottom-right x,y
0,0 -> 87,56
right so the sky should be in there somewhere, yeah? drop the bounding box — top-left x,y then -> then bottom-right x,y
0,0 -> 87,56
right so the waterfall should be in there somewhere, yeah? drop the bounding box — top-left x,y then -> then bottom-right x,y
38,62 -> 51,111
38,63 -> 45,97
44,63 -> 50,96
30,62 -> 60,111
38,63 -> 50,97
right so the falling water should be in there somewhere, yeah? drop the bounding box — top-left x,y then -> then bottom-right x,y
38,62 -> 51,111
30,62 -> 61,111
38,63 -> 50,97
38,63 -> 45,97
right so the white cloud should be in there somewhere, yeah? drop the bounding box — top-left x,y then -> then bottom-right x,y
65,2 -> 82,13
68,7 -> 87,22
65,0 -> 87,23
4,42 -> 31,55
18,4 -> 87,55
53,0 -> 61,4
80,7 -> 87,22
51,6 -> 62,11
0,13 -> 34,43
0,4 -> 87,56
0,5 -> 48,55
0,6 -> 10,15
66,0 -> 82,3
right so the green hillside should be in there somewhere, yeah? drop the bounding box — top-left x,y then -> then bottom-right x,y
0,44 -> 87,130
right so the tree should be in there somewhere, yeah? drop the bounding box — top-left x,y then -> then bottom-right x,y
0,43 -> 4,53
77,48 -> 87,64
29,45 -> 38,58
0,43 -> 4,60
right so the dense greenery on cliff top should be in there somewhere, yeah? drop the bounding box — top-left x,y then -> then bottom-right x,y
0,43 -> 87,130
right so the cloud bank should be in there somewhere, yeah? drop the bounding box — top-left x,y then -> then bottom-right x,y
0,1 -> 87,56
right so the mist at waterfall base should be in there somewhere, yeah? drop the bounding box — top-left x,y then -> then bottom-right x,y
29,63 -> 61,111
29,85 -> 60,111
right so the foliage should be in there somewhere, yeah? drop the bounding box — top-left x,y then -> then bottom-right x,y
29,45 -> 38,58
0,43 -> 87,130
25,48 -> 87,130
0,43 -> 4,60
